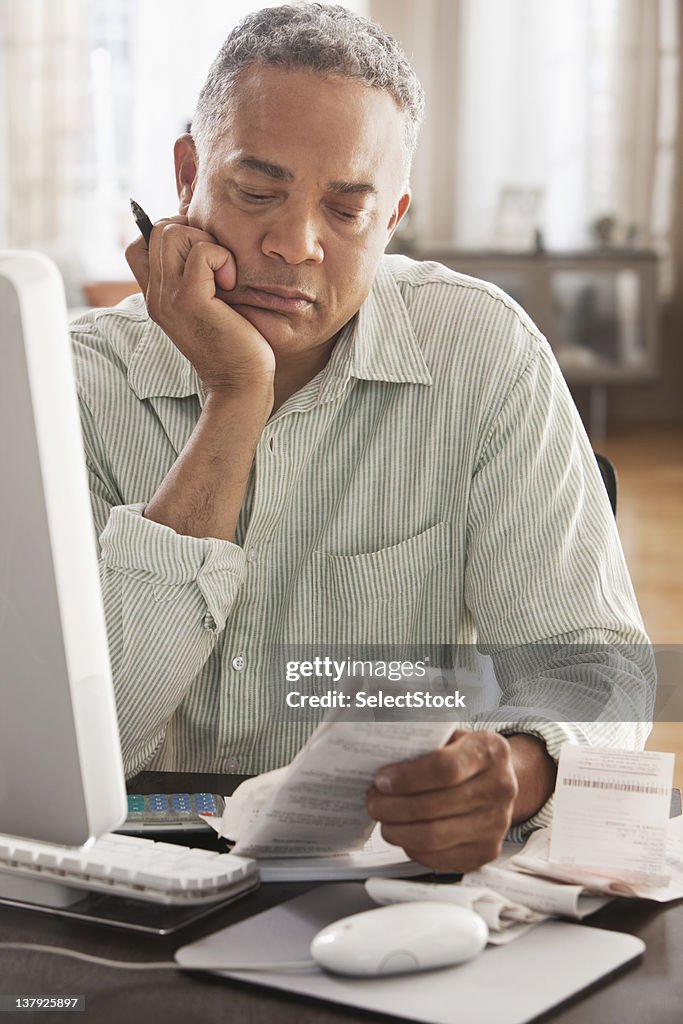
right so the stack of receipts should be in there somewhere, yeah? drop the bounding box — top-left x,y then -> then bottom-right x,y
506,815 -> 683,902
503,744 -> 683,903
450,744 -> 682,944
203,731 -> 683,943
364,812 -> 683,947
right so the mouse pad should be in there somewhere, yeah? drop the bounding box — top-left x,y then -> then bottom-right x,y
175,883 -> 645,1024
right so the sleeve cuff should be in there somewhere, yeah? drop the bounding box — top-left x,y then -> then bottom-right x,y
99,503 -> 247,632
468,719 -> 592,841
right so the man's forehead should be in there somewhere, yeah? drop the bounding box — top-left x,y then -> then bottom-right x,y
224,64 -> 404,147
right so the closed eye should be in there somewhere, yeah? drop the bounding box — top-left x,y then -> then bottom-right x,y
331,206 -> 369,223
238,189 -> 274,203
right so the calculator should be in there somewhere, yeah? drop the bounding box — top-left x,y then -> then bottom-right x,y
116,792 -> 226,833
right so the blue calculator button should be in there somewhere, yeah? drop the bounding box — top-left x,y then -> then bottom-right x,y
149,794 -> 170,812
195,793 -> 217,812
172,793 -> 193,812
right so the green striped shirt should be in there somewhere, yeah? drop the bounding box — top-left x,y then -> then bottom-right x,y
70,254 -> 650,837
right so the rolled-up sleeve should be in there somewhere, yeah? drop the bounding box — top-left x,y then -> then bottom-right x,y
92,484 -> 247,775
100,504 -> 245,635
464,336 -> 653,838
79,391 -> 247,777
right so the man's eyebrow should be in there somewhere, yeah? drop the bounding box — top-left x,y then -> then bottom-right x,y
235,157 -> 294,181
233,157 -> 377,197
327,180 -> 378,197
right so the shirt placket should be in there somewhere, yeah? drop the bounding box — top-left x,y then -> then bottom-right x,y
216,412 -> 300,770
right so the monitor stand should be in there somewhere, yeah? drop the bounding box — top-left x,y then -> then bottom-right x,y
0,872 -> 82,907
0,873 -> 258,934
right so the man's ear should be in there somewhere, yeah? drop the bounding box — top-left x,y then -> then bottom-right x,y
174,133 -> 198,215
386,191 -> 411,243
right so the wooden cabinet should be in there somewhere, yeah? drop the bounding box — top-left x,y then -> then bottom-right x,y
397,247 -> 660,438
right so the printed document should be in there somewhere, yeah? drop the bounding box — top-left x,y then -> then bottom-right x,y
226,720 -> 455,858
548,745 -> 674,884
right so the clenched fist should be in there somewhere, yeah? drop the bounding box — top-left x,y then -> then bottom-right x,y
367,730 -> 556,873
126,214 -> 275,398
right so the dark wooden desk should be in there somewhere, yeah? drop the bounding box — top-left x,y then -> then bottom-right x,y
1,773 -> 681,1024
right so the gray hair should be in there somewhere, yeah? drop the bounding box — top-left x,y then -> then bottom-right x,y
192,3 -> 425,180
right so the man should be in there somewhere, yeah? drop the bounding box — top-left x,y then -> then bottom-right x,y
71,3 -> 651,872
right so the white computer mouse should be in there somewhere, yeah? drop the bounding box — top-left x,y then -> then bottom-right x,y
310,901 -> 489,977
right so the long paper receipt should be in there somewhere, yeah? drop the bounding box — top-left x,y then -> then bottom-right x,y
229,720 -> 455,858
549,744 -> 674,884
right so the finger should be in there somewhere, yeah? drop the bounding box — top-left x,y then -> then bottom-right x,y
401,839 -> 505,875
146,223 -> 232,319
379,800 -> 511,854
214,252 -> 237,292
374,731 -> 511,796
380,817 -> 455,852
125,215 -> 189,297
367,772 -> 496,825
380,818 -> 466,856
125,234 -> 150,294
183,241 -> 236,296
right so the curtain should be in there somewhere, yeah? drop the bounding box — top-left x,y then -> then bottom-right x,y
0,0 -> 320,300
0,0 -> 94,302
372,0 -> 679,295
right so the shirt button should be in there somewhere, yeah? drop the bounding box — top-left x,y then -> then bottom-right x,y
246,547 -> 258,563
225,758 -> 240,773
232,654 -> 246,671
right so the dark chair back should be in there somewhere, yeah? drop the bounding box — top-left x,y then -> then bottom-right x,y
594,452 -> 617,516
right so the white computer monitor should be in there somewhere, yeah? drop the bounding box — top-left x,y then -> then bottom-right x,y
0,250 -> 127,847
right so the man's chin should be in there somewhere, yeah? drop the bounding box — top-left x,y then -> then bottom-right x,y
225,300 -> 304,349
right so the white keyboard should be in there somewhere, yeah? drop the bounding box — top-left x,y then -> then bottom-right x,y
0,832 -> 258,905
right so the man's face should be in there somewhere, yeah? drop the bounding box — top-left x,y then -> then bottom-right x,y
174,65 -> 410,357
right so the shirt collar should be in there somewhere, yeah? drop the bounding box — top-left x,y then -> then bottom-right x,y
127,310 -> 205,404
318,258 -> 432,405
126,257 -> 432,406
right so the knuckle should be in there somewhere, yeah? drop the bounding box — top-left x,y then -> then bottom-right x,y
379,823 -> 399,847
502,772 -> 519,802
418,821 -> 443,849
486,732 -> 510,763
455,851 -> 482,873
483,837 -> 504,863
433,746 -> 460,783
421,853 -> 450,872
495,810 -> 513,839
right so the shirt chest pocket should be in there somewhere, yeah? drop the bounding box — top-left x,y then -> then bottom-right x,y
309,521 -> 452,645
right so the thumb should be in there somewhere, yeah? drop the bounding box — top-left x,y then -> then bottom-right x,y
214,250 -> 236,292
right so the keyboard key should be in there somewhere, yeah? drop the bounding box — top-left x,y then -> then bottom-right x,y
0,832 -> 258,905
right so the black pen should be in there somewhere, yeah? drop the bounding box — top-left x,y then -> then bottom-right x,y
129,198 -> 154,244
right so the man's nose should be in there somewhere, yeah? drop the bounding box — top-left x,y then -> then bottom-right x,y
261,202 -> 324,265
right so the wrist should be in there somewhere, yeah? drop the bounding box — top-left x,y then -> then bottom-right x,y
202,378 -> 274,416
507,733 -> 557,826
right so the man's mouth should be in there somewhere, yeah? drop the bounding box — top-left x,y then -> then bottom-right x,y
234,285 -> 316,313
